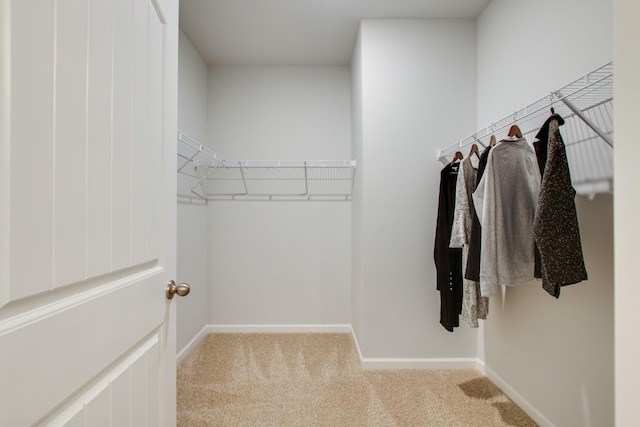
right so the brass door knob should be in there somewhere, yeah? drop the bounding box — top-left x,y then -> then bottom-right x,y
166,280 -> 191,299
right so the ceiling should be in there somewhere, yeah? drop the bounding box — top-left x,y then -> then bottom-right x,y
179,0 -> 493,66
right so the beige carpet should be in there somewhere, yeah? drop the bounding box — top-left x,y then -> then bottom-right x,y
177,333 -> 537,426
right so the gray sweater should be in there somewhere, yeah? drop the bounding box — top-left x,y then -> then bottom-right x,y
472,137 -> 541,297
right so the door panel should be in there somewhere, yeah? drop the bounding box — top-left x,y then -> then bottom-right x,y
132,0 -> 151,266
112,0 -> 134,272
1,270 -> 165,425
44,333 -> 160,426
86,0 -> 115,278
7,0 -> 55,301
5,0 -> 168,302
65,412 -> 86,427
54,0 -> 88,288
85,387 -> 110,427
147,9 -> 163,261
111,367 -> 132,425
0,0 -> 178,424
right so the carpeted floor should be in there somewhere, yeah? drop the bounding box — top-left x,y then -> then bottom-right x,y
177,333 -> 537,426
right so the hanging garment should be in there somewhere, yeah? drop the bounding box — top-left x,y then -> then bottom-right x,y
465,146 -> 492,282
434,162 -> 463,332
472,137 -> 541,297
450,157 -> 489,328
533,114 -> 556,175
533,115 -> 588,298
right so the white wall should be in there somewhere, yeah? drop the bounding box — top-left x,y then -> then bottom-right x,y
207,66 -> 352,326
177,31 -> 209,353
476,1 -> 613,426
477,0 -> 613,126
353,19 -> 478,358
613,1 -> 640,425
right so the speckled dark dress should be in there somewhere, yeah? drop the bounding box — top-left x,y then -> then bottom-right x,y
533,115 -> 588,298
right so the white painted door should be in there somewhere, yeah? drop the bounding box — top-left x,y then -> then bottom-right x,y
0,0 -> 179,425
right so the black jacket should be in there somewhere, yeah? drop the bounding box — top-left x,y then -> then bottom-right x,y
434,163 -> 463,331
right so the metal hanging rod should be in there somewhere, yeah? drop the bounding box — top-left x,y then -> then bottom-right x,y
435,62 -> 614,196
436,62 -> 613,162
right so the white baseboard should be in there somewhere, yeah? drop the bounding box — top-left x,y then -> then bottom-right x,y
350,325 -> 365,362
350,325 -> 480,370
476,358 -> 486,375
177,324 -> 209,364
205,324 -> 353,334
484,365 -> 556,427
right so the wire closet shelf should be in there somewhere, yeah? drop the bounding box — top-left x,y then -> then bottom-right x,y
437,62 -> 613,195
177,132 -> 357,202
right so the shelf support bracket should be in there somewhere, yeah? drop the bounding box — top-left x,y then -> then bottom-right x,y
556,91 -> 614,147
239,163 -> 249,195
189,160 -> 222,199
303,162 -> 309,196
177,150 -> 200,173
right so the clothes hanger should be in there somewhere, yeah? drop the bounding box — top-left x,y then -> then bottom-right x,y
507,124 -> 522,138
488,135 -> 497,147
449,151 -> 463,165
469,143 -> 480,159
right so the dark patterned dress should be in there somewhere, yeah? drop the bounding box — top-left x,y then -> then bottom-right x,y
533,116 -> 588,297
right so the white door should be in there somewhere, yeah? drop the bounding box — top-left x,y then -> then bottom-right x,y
0,0 -> 179,425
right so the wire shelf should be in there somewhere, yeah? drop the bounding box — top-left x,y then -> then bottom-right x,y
437,62 -> 614,195
177,132 -> 356,201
